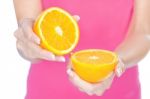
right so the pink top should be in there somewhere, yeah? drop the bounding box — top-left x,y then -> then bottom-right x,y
25,0 -> 141,99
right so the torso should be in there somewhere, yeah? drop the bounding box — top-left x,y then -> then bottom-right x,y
25,0 -> 141,99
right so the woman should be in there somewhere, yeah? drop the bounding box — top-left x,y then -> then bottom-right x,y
13,0 -> 150,99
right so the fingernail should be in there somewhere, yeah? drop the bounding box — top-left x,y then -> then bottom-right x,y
74,15 -> 80,21
77,15 -> 80,20
60,57 -> 65,62
96,93 -> 103,96
49,54 -> 55,60
116,68 -> 122,77
67,69 -> 74,77
56,56 -> 66,62
36,38 -> 40,44
87,92 -> 93,96
79,88 -> 84,92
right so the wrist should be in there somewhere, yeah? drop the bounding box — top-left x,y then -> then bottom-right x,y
115,55 -> 126,77
18,18 -> 35,28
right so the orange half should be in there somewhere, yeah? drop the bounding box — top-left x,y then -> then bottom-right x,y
71,49 -> 118,83
34,7 -> 79,55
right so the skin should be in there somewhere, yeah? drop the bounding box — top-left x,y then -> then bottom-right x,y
13,0 -> 66,62
13,0 -> 150,96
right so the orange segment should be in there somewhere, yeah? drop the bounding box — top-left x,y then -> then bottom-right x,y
34,7 -> 79,55
71,49 -> 118,83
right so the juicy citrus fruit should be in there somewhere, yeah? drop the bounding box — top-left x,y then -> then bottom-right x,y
34,7 -> 79,55
71,49 -> 118,83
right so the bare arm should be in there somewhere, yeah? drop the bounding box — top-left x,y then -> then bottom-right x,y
115,0 -> 150,68
13,0 -> 42,23
13,0 -> 65,62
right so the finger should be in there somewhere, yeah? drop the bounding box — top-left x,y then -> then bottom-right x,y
94,83 -> 109,96
73,15 -> 80,22
14,28 -> 40,47
67,69 -> 98,96
55,56 -> 66,62
35,47 -> 56,61
22,39 -> 56,61
92,85 -> 105,96
105,72 -> 114,81
16,39 -> 54,62
35,46 -> 65,62
67,69 -> 94,92
16,40 -> 34,61
95,89 -> 105,96
94,85 -> 106,96
93,73 -> 114,96
86,92 -> 94,96
99,73 -> 114,90
29,59 -> 43,63
21,20 -> 40,44
79,88 -> 84,92
79,88 -> 94,96
115,66 -> 123,77
16,40 -> 24,56
100,72 -> 114,82
67,61 -> 73,70
14,28 -> 24,41
115,57 -> 126,77
105,73 -> 115,89
67,69 -> 74,77
93,82 -> 106,96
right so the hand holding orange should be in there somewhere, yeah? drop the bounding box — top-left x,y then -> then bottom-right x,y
70,49 -> 118,83
34,7 -> 118,83
34,7 -> 79,55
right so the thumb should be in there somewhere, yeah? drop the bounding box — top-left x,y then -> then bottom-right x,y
67,69 -> 75,77
21,19 -> 40,44
73,15 -> 80,22
67,69 -> 94,92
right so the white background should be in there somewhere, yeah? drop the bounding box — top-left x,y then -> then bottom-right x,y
0,0 -> 150,99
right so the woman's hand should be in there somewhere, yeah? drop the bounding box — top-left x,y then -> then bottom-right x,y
115,56 -> 126,77
14,15 -> 80,63
67,56 -> 126,96
14,18 -> 65,63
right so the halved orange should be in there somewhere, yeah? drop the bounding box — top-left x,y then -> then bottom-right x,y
71,49 -> 118,83
34,7 -> 79,55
